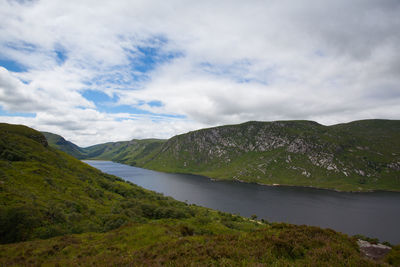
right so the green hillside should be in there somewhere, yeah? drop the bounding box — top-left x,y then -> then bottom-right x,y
42,131 -> 87,159
0,124 -> 197,244
44,120 -> 400,192
2,123 -> 394,265
41,131 -> 165,165
139,120 -> 400,192
83,138 -> 165,166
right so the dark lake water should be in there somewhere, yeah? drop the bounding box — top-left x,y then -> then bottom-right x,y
84,160 -> 400,244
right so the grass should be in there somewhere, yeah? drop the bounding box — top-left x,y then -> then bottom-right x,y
0,221 -> 387,266
0,123 -> 197,243
1,122 -> 399,265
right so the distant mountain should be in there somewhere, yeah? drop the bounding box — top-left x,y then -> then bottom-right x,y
3,123 -> 389,265
44,119 -> 400,192
42,132 -> 87,159
83,139 -> 165,166
41,131 -> 165,165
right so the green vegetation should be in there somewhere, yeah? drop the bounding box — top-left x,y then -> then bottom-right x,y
385,244 -> 400,266
83,138 -> 165,166
0,222 -> 384,266
45,119 -> 400,192
139,120 -> 400,192
2,122 -> 398,265
0,124 -> 192,244
42,131 -> 165,165
42,132 -> 87,159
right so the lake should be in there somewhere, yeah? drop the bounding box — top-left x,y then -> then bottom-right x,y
84,160 -> 400,244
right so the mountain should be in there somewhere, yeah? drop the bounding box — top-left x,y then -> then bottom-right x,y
41,131 -> 165,165
42,131 -> 87,159
83,138 -> 165,166
140,120 -> 400,192
44,119 -> 400,191
0,122 -> 396,265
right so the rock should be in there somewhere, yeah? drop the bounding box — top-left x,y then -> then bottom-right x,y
387,162 -> 400,171
357,239 -> 391,261
355,169 -> 366,176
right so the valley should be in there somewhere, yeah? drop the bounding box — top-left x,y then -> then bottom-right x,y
45,119 -> 400,192
3,123 -> 398,265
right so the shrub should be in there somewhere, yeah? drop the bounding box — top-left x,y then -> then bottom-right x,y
0,205 -> 42,243
179,225 -> 194,236
103,214 -> 129,232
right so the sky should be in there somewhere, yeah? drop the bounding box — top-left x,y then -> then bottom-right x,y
0,0 -> 399,146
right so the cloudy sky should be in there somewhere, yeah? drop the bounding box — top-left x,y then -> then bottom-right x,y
0,0 -> 399,146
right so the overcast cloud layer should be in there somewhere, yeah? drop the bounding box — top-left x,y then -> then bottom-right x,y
0,0 -> 399,146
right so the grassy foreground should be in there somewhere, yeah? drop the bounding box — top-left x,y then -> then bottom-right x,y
1,123 -> 398,265
0,222 -> 385,266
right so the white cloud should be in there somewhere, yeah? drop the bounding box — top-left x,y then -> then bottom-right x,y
0,0 -> 399,146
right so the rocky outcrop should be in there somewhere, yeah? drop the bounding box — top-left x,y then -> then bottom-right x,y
30,134 -> 48,147
148,120 -> 400,189
357,239 -> 391,261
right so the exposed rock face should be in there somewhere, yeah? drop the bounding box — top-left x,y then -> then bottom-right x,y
147,120 -> 400,189
163,121 -> 337,171
166,121 -> 324,160
30,134 -> 48,147
357,240 -> 392,260
388,162 -> 400,171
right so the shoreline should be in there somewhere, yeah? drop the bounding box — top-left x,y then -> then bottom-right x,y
231,177 -> 374,193
153,169 -> 398,193
153,169 -> 400,194
83,159 -> 400,193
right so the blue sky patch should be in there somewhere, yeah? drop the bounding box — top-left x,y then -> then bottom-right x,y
54,45 -> 68,65
82,89 -> 116,104
148,100 -> 163,107
0,41 -> 38,72
88,67 -> 148,90
126,36 -> 183,74
99,104 -> 151,114
85,36 -> 183,91
81,90 -> 169,117
0,58 -> 27,72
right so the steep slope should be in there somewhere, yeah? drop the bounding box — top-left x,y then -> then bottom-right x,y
41,131 -> 165,165
0,123 -> 397,265
84,139 -> 165,166
42,131 -> 87,159
0,123 -> 194,244
140,120 -> 400,191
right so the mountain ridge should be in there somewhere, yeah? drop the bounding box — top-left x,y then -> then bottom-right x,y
44,119 -> 400,192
